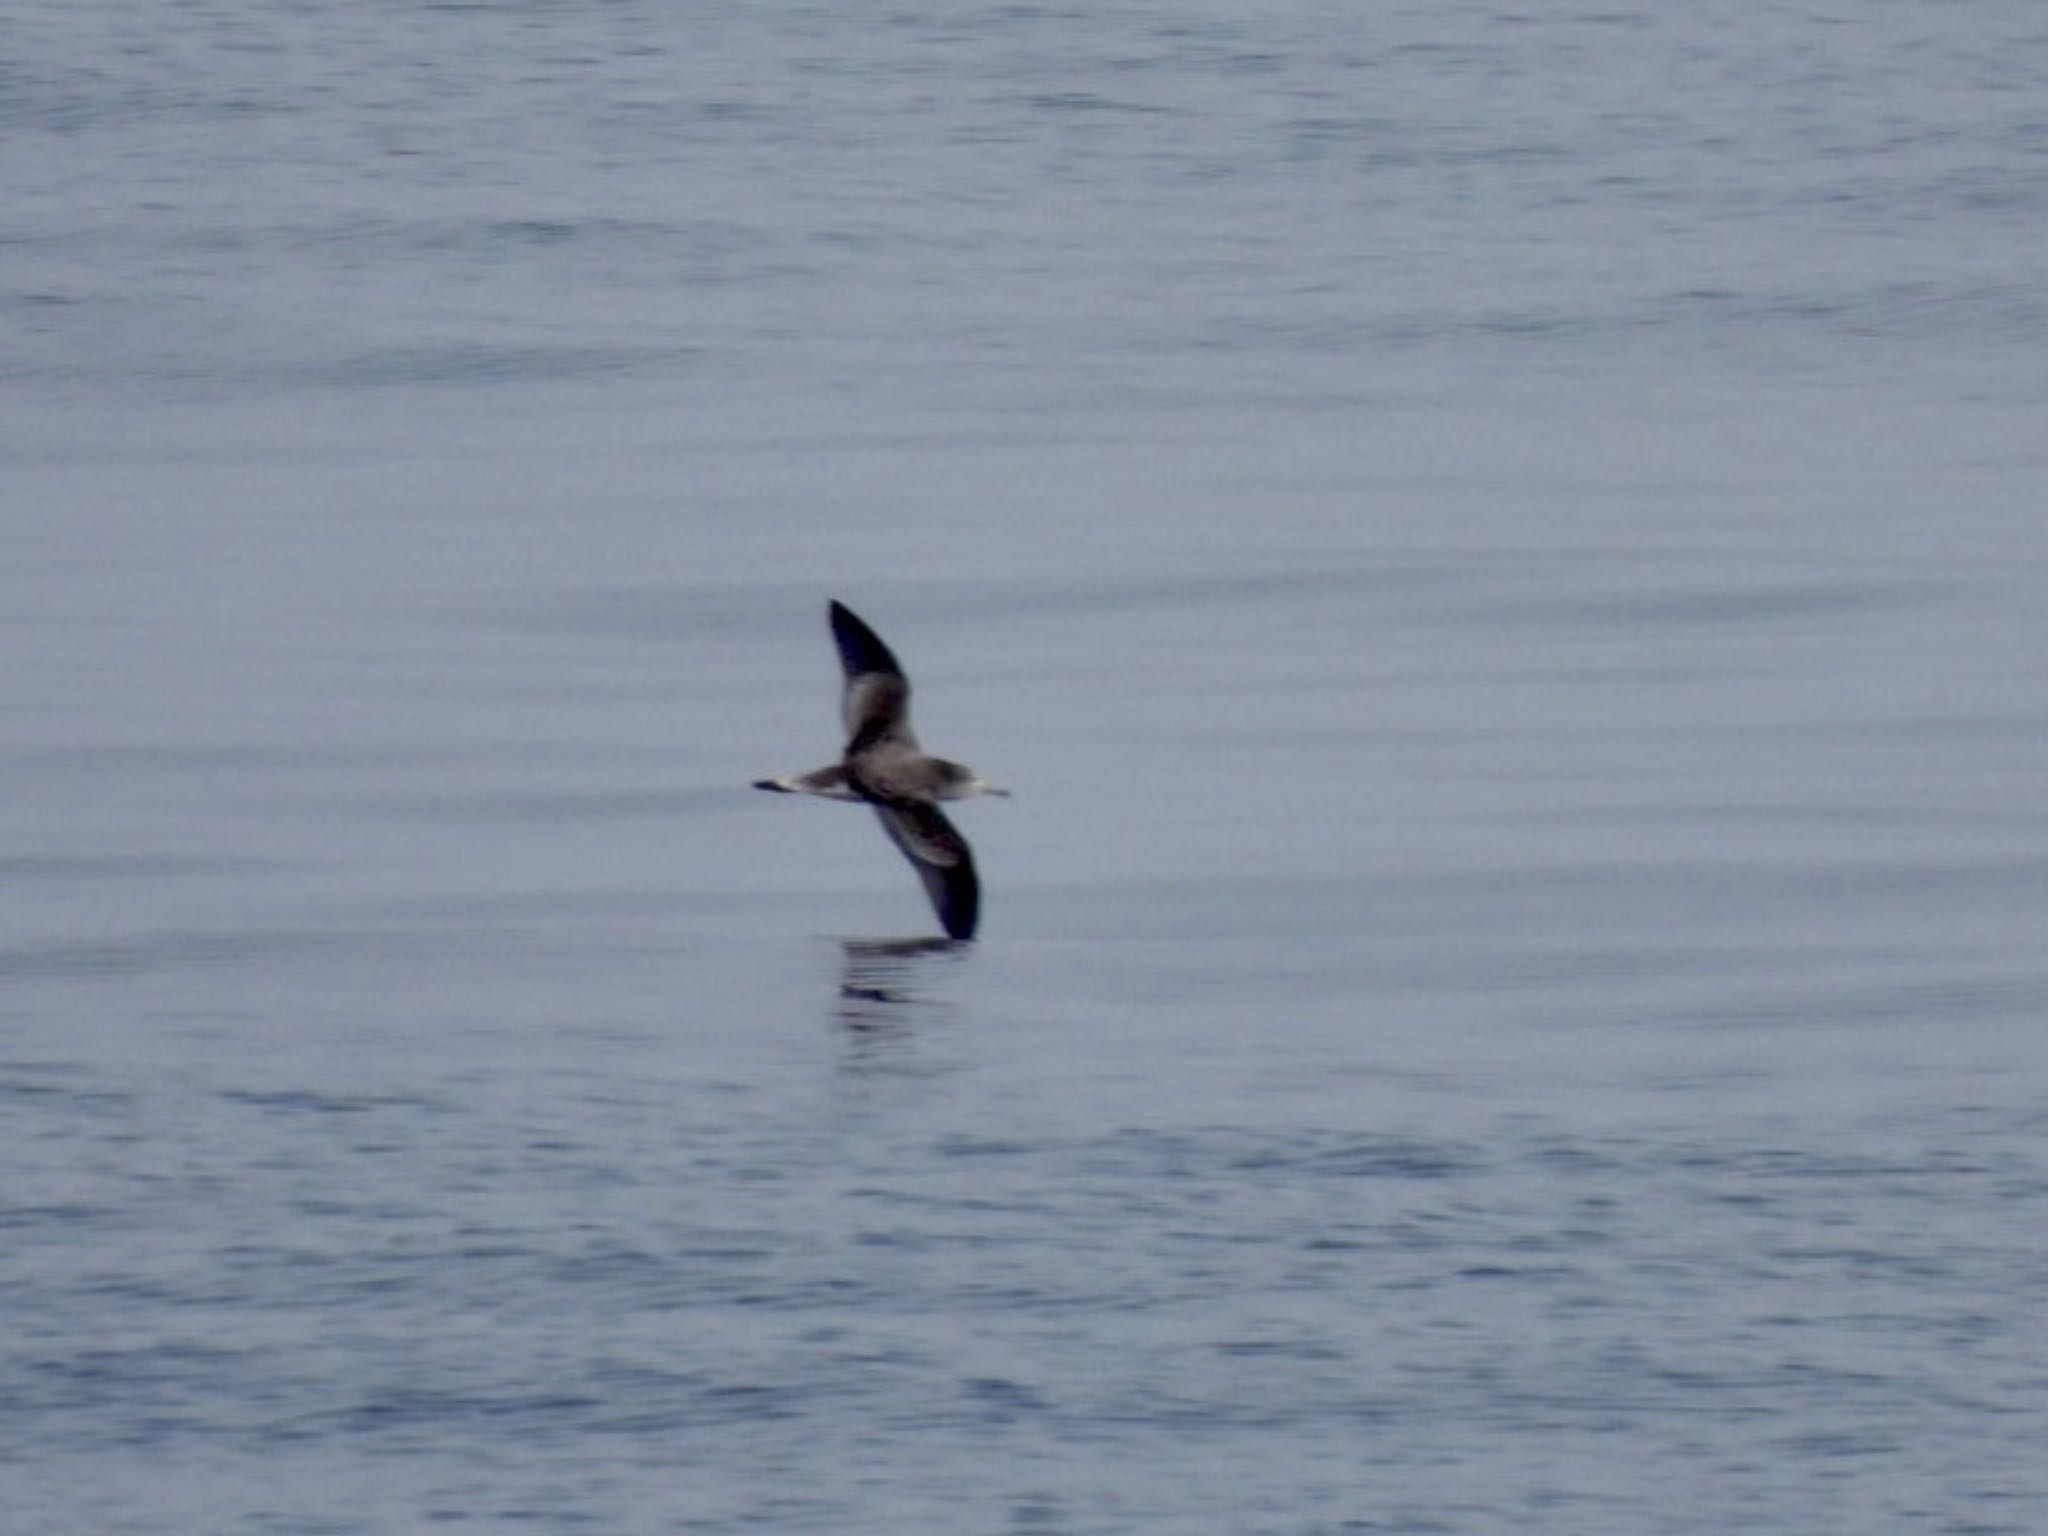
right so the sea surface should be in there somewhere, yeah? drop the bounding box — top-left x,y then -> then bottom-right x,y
6,2 -> 2048,1532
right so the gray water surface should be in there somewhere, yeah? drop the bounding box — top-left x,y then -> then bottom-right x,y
6,2 -> 2048,1532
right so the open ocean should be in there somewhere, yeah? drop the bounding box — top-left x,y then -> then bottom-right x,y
6,2 -> 2048,1531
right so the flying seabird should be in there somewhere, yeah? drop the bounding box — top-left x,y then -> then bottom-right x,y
755,600 -> 1006,941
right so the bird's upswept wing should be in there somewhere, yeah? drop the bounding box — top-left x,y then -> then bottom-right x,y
831,600 -> 916,750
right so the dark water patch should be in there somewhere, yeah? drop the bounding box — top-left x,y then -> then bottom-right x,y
220,1087 -> 444,1116
450,580 -> 832,642
1212,1335 -> 1347,1362
8,1341 -> 286,1449
1393,856 -> 2048,936
252,213 -> 777,269
1014,91 -> 1184,115
356,786 -> 737,825
537,1240 -> 704,1297
465,562 -> 1466,644
1659,277 -> 2048,349
1447,573 -> 1949,632
1646,967 -> 2048,1031
1663,1143 -> 2021,1182
0,853 -> 287,884
5,740 -> 489,777
1226,1133 -> 1486,1181
0,1201 -> 111,1229
848,1185 -> 1056,1223
930,1133 -> 1037,1160
1013,1128 -> 1496,1185
0,1061 -> 132,1106
282,1385 -> 611,1444
960,1373 -> 1050,1416
0,922 -> 539,984
304,342 -> 693,390
0,929 -> 307,982
1772,709 -> 2048,745
1510,800 -> 2046,834
339,887 -> 737,922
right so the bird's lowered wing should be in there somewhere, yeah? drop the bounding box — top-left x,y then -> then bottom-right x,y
870,798 -> 979,942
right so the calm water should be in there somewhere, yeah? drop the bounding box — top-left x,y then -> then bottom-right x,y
6,2 -> 2048,1531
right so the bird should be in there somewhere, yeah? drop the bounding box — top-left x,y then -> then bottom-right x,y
755,600 -> 1006,941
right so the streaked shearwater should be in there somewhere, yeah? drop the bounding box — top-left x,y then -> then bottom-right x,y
755,600 -> 1006,941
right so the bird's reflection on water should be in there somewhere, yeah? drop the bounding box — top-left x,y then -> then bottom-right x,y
835,936 -> 967,1038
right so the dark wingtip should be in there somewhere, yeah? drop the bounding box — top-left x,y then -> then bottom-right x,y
828,600 -> 905,680
752,779 -> 790,792
940,879 -> 979,942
